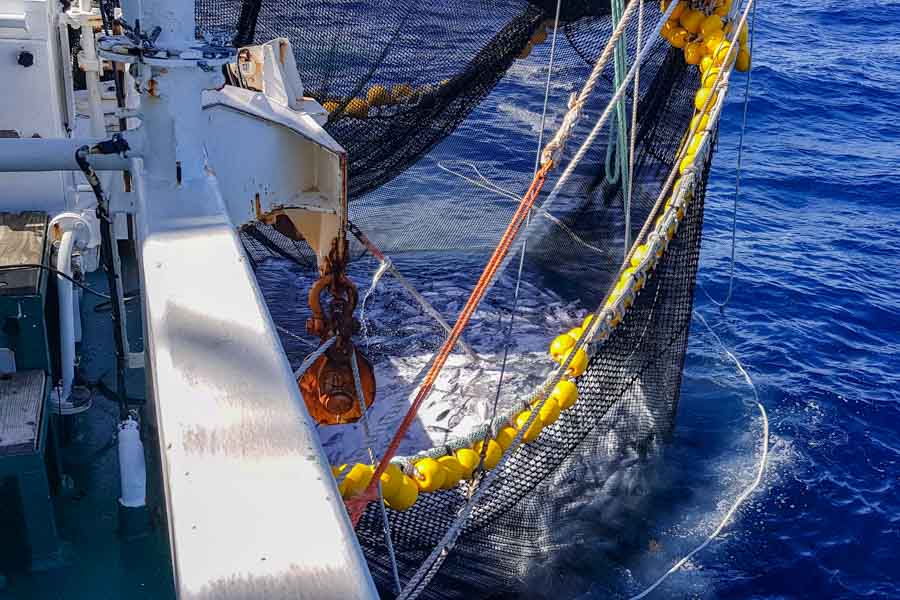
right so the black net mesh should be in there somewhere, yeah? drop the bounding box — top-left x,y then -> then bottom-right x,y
196,0 -> 716,597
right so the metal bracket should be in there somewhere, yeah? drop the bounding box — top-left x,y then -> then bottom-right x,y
109,189 -> 136,214
77,52 -> 102,74
127,352 -> 144,369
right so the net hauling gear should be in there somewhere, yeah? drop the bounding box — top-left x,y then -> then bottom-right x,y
299,235 -> 376,425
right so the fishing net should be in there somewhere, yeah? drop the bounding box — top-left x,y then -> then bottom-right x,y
196,0 -> 717,597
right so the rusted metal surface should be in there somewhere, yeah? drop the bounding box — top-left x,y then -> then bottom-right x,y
299,237 -> 376,425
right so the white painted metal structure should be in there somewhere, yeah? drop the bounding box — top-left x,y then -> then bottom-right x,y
0,0 -> 378,597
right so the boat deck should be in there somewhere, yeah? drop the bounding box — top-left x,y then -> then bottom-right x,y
1,249 -> 175,600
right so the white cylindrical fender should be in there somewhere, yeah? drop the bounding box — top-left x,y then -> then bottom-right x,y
118,416 -> 147,508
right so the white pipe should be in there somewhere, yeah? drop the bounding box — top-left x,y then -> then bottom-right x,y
118,416 -> 147,507
79,20 -> 107,139
0,138 -> 138,172
57,230 -> 76,402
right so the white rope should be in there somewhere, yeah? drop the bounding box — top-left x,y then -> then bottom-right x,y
384,256 -> 479,361
540,0 -> 642,166
437,160 -> 608,255
542,0 -> 677,212
292,336 -> 336,379
275,323 -> 317,349
626,310 -> 768,599
701,0 -> 756,310
483,0 -> 564,481
349,350 -> 403,594
491,0 -> 680,286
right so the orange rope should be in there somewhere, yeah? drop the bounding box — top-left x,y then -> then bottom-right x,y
346,160 -> 554,525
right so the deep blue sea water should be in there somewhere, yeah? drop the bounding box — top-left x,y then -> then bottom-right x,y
615,1 -> 900,598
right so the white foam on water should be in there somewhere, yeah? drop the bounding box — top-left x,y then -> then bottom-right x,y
315,262 -> 584,465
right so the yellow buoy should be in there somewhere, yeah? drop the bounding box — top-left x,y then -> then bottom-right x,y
560,347 -> 589,377
566,327 -> 585,342
702,66 -> 722,88
661,20 -> 676,41
705,34 -> 725,56
678,9 -> 704,35
413,457 -> 446,492
679,154 -> 694,175
391,83 -> 414,102
437,455 -> 465,489
379,462 -> 404,498
715,0 -> 733,17
690,112 -> 710,133
472,439 -> 503,470
700,14 -> 724,38
736,48 -> 752,72
662,0 -> 687,20
549,332 -> 577,360
694,86 -> 719,112
622,266 -> 644,292
455,447 -> 481,478
385,475 -> 419,511
535,397 -> 561,427
495,426 -> 518,451
713,42 -> 735,67
322,100 -> 340,113
514,410 -> 543,443
700,54 -> 714,73
366,84 -> 390,106
686,132 -> 705,157
684,42 -> 704,65
340,463 -> 373,498
738,22 -> 749,45
670,28 -> 689,49
345,98 -> 369,118
630,243 -> 650,268
666,219 -> 678,241
551,379 -> 579,411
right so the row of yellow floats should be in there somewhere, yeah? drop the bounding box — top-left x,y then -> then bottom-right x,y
661,0 -> 752,76
323,18 -> 555,120
332,370 -> 582,511
330,2 -> 748,513
322,83 -> 421,119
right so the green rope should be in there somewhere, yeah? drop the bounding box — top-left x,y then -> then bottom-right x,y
608,0 -> 631,250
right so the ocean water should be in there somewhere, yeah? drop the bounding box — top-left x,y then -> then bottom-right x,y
256,1 -> 900,598
611,1 -> 900,598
